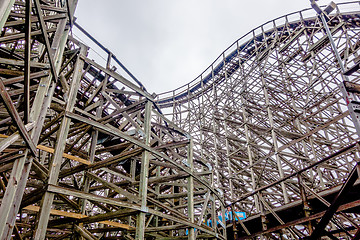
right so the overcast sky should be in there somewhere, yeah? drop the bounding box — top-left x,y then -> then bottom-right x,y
74,0 -> 351,94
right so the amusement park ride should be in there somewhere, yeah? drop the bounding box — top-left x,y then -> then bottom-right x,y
1,0 -> 360,239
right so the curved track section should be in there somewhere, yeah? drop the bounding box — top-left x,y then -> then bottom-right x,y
157,2 -> 360,238
0,1 -> 224,239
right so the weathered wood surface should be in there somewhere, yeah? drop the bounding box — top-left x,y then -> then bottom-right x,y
0,1 -> 219,239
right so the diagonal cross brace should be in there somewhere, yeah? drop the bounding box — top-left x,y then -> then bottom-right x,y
309,162 -> 360,239
0,79 -> 37,156
33,0 -> 58,81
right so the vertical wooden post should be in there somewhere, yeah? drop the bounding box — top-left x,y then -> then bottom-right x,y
33,44 -> 87,239
0,13 -> 74,236
231,205 -> 239,240
24,0 -> 31,123
154,165 -> 161,227
298,174 -> 312,234
135,100 -> 152,240
261,73 -> 289,204
187,138 -> 195,240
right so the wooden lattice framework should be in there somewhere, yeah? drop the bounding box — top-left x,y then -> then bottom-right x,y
156,1 -> 360,239
0,0 -> 224,239
3,0 -> 360,239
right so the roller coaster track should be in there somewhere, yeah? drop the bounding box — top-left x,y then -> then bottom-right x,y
156,1 -> 360,239
157,2 -> 360,106
1,0 -> 360,239
0,1 -> 223,239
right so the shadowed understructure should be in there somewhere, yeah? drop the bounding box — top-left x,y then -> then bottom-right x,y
1,0 -> 360,239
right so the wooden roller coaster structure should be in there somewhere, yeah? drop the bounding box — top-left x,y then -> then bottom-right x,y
1,0 -> 360,239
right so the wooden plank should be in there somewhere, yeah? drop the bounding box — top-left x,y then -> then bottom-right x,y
36,144 -> 90,165
47,184 -> 142,211
0,133 -> 90,165
0,28 -> 57,43
4,13 -> 66,27
0,58 -> 49,69
77,208 -> 138,227
23,205 -> 135,230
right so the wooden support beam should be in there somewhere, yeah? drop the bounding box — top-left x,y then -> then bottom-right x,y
0,122 -> 34,153
243,198 -> 360,238
0,58 -> 49,68
76,209 -> 137,228
0,79 -> 37,156
135,100 -> 152,240
86,171 -> 139,203
65,111 -> 224,203
33,0 -> 58,81
0,150 -> 33,239
0,174 -> 24,240
46,183 -> 217,237
187,138 -> 195,240
31,200 -> 133,230
33,44 -> 87,239
0,123 -> 90,166
4,13 -> 66,27
309,162 -> 360,239
74,225 -> 99,240
0,1 -> 78,239
47,184 -> 142,211
80,55 -> 154,101
232,141 -> 359,205
24,0 -> 31,124
2,71 -> 48,85
143,224 -> 186,233
59,148 -> 143,178
0,27 -> 57,43
0,0 -> 15,30
37,144 -> 90,165
157,190 -> 207,200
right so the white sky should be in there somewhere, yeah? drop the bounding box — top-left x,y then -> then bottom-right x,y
74,0 -> 352,94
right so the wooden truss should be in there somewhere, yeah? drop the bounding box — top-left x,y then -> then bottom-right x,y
157,2 -> 360,239
0,0 -> 224,239
3,0 -> 360,240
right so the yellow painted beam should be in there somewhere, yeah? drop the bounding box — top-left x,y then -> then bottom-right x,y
23,205 -> 134,230
36,144 -> 90,165
0,133 -> 90,165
